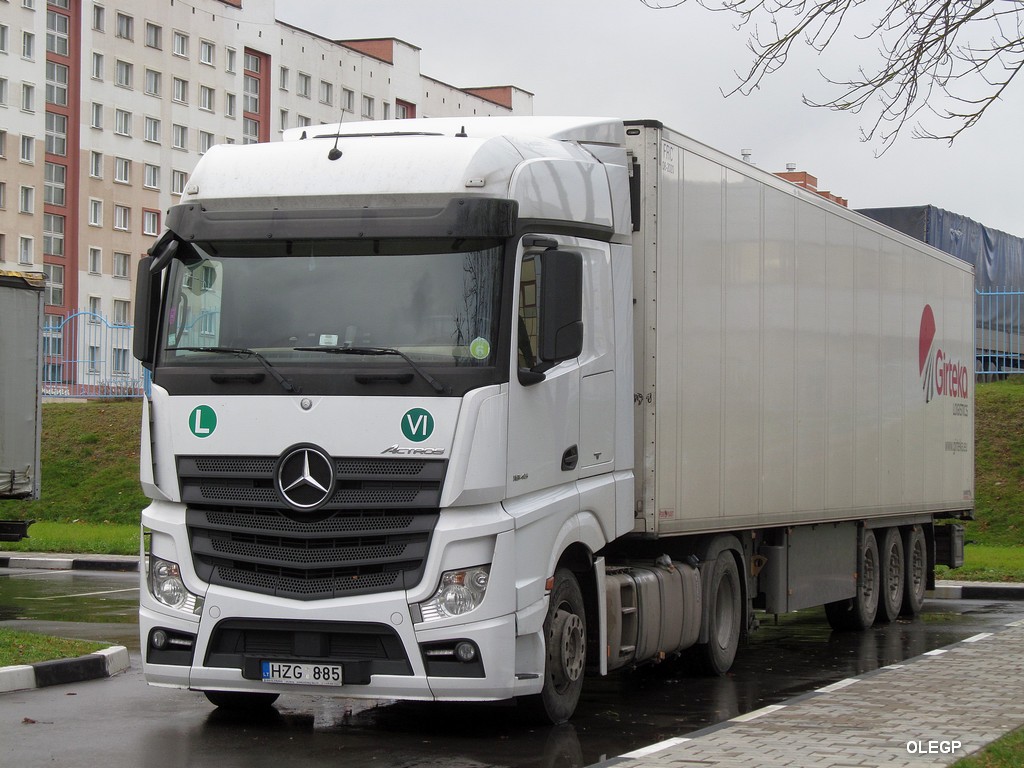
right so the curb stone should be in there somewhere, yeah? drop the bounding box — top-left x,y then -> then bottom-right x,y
0,646 -> 130,694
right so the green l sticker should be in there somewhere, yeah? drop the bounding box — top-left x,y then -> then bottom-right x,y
189,405 -> 217,438
401,408 -> 434,442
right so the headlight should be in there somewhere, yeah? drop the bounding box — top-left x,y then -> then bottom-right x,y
417,565 -> 490,622
147,556 -> 204,615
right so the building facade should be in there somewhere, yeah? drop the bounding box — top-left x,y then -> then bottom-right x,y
0,0 -> 532,393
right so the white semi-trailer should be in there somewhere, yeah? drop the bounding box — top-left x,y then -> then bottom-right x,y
133,117 -> 973,723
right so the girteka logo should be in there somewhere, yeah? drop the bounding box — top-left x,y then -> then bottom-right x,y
919,304 -> 969,403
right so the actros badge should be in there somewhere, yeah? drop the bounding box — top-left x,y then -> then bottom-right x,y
275,444 -> 336,511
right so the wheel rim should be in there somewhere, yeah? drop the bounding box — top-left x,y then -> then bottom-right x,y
550,607 -> 585,689
715,574 -> 736,648
910,537 -> 926,598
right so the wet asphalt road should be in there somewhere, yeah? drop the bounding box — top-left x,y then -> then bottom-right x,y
2,567 -> 1023,768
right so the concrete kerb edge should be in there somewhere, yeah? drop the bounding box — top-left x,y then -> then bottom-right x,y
0,554 -> 139,572
0,646 -> 130,694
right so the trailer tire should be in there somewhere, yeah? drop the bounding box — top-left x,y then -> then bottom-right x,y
523,569 -> 586,724
825,529 -> 880,631
901,525 -> 927,616
877,528 -> 905,623
204,690 -> 279,711
700,553 -> 742,675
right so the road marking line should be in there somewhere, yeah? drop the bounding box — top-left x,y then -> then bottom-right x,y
731,704 -> 787,722
962,632 -> 993,643
925,649 -> 948,656
16,587 -> 139,600
622,737 -> 691,757
817,678 -> 859,693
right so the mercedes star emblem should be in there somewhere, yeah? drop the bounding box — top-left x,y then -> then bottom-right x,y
275,445 -> 336,511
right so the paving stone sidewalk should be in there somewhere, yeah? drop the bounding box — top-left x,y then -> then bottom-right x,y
595,619 -> 1024,768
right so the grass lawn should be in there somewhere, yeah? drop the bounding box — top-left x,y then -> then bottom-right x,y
0,628 -> 110,667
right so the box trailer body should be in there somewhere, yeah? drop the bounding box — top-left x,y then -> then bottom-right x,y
0,270 -> 45,502
132,117 -> 973,722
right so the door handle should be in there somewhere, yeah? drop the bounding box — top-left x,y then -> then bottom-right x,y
561,445 -> 578,471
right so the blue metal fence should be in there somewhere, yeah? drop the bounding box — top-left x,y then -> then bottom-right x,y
41,309 -> 149,399
976,288 -> 1024,376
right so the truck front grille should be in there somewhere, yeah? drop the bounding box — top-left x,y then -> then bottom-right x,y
180,455 -> 444,601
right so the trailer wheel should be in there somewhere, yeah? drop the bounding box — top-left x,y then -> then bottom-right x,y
901,525 -> 927,616
877,528 -> 905,623
825,529 -> 880,631
701,553 -> 742,675
204,690 -> 279,711
523,569 -> 586,724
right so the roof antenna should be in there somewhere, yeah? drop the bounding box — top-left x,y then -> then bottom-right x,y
327,99 -> 349,161
456,125 -> 467,138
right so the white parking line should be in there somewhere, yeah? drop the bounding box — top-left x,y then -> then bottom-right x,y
16,587 -> 139,600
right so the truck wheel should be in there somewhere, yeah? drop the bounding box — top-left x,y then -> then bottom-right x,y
523,569 -> 586,724
901,525 -> 927,616
877,528 -> 905,623
204,690 -> 279,711
701,553 -> 742,675
825,529 -> 880,631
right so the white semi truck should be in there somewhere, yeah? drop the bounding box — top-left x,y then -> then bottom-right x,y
133,117 -> 973,723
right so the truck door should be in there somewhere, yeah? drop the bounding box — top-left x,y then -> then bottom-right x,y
506,241 -> 582,498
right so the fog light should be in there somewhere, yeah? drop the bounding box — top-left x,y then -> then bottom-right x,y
454,641 -> 477,663
418,565 -> 490,622
151,629 -> 169,650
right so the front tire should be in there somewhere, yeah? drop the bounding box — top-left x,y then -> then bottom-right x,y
523,569 -> 586,724
701,553 -> 742,675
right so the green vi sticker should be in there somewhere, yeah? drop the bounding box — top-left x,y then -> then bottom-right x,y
469,337 -> 491,360
401,408 -> 434,442
189,405 -> 217,438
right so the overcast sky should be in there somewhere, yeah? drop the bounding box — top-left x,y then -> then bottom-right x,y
278,0 -> 1023,237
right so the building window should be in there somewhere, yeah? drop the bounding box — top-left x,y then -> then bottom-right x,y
88,345 -> 100,372
19,185 -> 35,214
243,118 -> 259,144
88,295 -> 101,322
0,78 -> 7,106
44,162 -> 65,206
279,66 -> 289,91
225,92 -> 236,118
22,83 -> 35,112
144,116 -> 160,142
0,182 -> 5,209
297,72 -> 310,98
90,151 -> 103,178
91,52 -> 103,80
90,102 -> 103,129
45,112 -> 67,156
383,102 -> 391,120
114,156 -> 130,184
199,130 -> 214,154
22,31 -> 35,60
199,84 -> 214,111
115,109 -> 131,136
297,114 -> 311,127
319,80 -> 333,105
20,135 -> 35,164
43,263 -> 64,305
279,109 -> 288,131
46,11 -> 69,56
361,95 -> 374,119
173,31 -> 188,58
342,88 -> 354,114
115,12 -> 133,41
88,247 -> 102,273
172,170 -> 187,195
114,251 -> 130,278
200,39 -> 214,65
145,69 -> 160,96
172,123 -> 187,150
112,299 -> 130,326
112,347 -> 129,374
225,47 -> 236,73
92,5 -> 104,32
0,25 -> 7,55
115,59 -> 132,89
20,237 -> 35,266
43,314 -> 64,360
43,213 -> 64,256
145,22 -> 161,49
144,163 -> 159,190
143,209 -> 160,236
172,77 -> 188,104
113,204 -> 130,231
89,198 -> 103,227
243,74 -> 258,113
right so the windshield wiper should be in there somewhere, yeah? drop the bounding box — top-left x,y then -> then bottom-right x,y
294,345 -> 449,394
170,346 -> 296,393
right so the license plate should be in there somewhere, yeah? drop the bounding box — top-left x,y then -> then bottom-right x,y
260,661 -> 343,686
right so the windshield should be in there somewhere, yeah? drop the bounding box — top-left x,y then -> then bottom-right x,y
160,238 -> 504,373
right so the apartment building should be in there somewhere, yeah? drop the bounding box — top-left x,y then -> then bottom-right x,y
0,0 -> 532,392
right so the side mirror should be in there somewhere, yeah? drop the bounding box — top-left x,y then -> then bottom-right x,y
537,249 -> 583,364
133,255 -> 162,368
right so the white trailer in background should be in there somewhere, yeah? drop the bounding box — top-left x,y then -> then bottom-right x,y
133,117 -> 973,723
0,270 -> 44,541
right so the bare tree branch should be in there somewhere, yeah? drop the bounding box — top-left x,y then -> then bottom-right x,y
640,0 -> 1024,152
